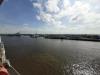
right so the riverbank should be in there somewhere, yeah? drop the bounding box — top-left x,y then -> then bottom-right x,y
1,34 -> 100,42
44,34 -> 100,42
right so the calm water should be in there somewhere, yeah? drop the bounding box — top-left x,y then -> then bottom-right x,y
2,36 -> 100,75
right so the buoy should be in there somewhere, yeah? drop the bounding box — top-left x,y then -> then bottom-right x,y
0,65 -> 9,75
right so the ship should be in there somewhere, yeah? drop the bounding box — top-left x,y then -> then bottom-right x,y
0,36 -> 20,75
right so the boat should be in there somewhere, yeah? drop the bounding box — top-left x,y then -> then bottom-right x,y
0,36 -> 20,75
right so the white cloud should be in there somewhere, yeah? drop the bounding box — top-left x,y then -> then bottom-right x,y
33,2 -> 42,9
0,24 -> 37,34
63,0 -> 71,8
45,0 -> 60,13
32,0 -> 100,34
36,15 -> 41,20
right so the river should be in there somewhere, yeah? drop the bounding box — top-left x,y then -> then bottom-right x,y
2,36 -> 100,75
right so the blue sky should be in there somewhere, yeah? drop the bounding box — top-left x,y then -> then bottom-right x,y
0,0 -> 100,34
0,0 -> 44,33
0,0 -> 41,26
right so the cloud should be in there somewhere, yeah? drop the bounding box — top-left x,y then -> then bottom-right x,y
45,0 -> 60,13
0,24 -> 36,34
33,2 -> 42,9
0,23 -> 56,34
32,0 -> 100,34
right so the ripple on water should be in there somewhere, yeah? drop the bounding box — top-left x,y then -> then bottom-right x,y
63,61 -> 100,75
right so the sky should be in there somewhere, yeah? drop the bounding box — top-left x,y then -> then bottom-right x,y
0,0 -> 100,34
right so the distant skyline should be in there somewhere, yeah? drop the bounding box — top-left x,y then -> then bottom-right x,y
0,0 -> 100,34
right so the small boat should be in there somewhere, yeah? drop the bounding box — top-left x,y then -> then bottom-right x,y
0,36 -> 20,75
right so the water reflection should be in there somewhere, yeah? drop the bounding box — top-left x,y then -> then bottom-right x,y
63,59 -> 100,75
2,36 -> 100,75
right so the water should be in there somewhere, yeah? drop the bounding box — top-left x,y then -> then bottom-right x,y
2,36 -> 100,75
